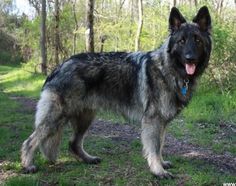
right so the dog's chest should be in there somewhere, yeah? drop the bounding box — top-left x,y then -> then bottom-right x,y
158,90 -> 179,120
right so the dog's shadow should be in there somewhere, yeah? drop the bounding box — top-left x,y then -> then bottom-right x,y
40,159 -> 99,174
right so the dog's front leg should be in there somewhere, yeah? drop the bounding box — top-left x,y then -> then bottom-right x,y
160,128 -> 173,169
141,116 -> 174,179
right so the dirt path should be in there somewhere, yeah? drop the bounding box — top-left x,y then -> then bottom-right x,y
12,96 -> 236,174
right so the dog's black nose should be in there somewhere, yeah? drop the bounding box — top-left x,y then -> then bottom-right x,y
185,53 -> 196,61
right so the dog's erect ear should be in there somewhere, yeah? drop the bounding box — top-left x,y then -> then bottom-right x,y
169,7 -> 186,32
193,6 -> 211,33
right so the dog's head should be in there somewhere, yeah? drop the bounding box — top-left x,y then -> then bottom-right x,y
168,6 -> 212,78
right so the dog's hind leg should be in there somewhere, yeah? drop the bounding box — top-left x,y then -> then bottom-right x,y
21,130 -> 42,173
69,109 -> 101,164
21,90 -> 65,173
39,125 -> 63,164
21,124 -> 64,173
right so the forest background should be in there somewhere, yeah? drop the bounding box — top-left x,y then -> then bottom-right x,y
1,0 -> 235,91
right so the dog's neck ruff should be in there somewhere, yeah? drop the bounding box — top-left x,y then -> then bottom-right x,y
181,79 -> 189,96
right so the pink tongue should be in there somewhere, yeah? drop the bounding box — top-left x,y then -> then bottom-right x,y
185,64 -> 196,75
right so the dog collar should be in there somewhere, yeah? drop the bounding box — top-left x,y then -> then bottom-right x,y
181,79 -> 189,96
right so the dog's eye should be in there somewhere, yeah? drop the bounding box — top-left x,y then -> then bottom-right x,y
195,38 -> 201,43
179,39 -> 185,44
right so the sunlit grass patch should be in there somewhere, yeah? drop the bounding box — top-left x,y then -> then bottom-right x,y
183,86 -> 236,123
0,65 -> 45,98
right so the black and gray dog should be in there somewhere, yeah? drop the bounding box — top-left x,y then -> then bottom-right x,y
21,6 -> 212,178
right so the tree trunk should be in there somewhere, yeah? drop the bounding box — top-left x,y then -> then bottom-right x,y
73,0 -> 78,54
169,0 -> 177,10
54,0 -> 60,64
173,0 -> 176,7
135,0 -> 143,51
100,35 -> 107,52
40,0 -> 47,75
85,0 -> 94,52
129,0 -> 134,37
219,0 -> 224,16
194,0 -> 198,7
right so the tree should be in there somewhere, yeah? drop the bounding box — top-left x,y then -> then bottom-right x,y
72,0 -> 78,54
40,0 -> 47,75
174,0 -> 177,7
54,0 -> 60,64
135,0 -> 143,51
85,0 -> 94,52
194,0 -> 198,7
28,0 -> 40,15
100,35 -> 107,52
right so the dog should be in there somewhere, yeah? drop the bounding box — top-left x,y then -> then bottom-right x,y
21,6 -> 212,179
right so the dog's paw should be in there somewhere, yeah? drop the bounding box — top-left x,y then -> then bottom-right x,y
162,161 -> 173,169
22,165 -> 37,174
153,170 -> 175,179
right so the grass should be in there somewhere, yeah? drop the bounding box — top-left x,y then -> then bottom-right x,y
0,64 -> 45,98
168,85 -> 236,155
183,86 -> 236,123
0,64 -> 236,185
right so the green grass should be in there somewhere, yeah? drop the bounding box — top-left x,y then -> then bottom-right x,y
0,65 -> 45,98
183,86 -> 236,123
168,85 -> 236,155
1,136 -> 236,186
0,64 -> 236,185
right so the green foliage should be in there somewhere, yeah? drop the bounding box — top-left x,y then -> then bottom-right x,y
0,51 -> 21,64
209,19 -> 236,91
0,31 -> 22,64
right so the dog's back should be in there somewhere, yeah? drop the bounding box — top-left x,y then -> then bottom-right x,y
42,52 -> 151,118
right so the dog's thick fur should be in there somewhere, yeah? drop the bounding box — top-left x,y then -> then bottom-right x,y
21,7 -> 212,178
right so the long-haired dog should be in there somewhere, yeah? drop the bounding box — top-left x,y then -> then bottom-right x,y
21,6 -> 211,178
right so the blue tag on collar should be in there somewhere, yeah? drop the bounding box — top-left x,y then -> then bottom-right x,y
181,86 -> 187,96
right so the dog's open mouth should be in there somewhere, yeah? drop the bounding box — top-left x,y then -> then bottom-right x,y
185,63 -> 196,75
